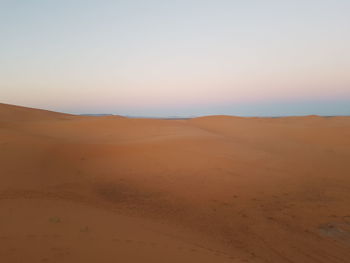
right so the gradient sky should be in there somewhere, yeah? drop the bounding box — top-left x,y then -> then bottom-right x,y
1,0 -> 349,116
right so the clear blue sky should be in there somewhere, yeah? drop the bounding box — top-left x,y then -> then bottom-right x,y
1,0 -> 349,116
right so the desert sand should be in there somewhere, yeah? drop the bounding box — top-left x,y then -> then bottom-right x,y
1,102 -> 350,263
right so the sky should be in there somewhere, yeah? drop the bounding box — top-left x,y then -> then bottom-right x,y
1,0 -> 349,117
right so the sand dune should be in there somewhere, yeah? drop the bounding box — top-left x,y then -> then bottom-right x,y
1,103 -> 350,262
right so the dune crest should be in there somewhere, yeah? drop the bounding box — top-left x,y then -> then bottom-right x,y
0,103 -> 72,122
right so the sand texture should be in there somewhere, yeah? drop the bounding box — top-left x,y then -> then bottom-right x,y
1,103 -> 350,262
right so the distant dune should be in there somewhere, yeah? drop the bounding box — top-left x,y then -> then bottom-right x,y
1,103 -> 350,263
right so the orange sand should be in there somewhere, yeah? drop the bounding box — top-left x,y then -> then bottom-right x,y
1,102 -> 350,262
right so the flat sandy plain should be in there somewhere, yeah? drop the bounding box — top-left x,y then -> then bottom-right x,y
1,102 -> 350,263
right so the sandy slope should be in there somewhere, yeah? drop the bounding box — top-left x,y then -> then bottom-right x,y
1,103 -> 350,263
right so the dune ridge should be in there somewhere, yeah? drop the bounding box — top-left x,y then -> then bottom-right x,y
1,103 -> 350,263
